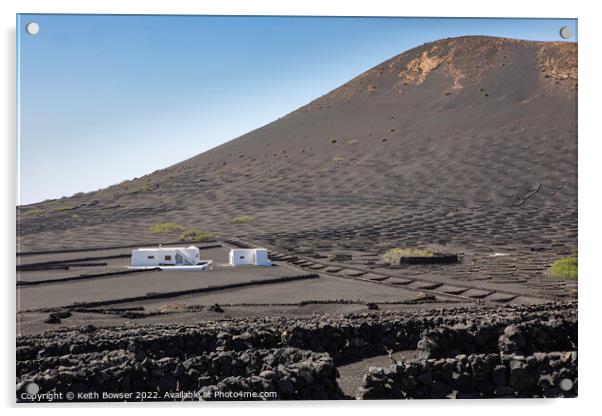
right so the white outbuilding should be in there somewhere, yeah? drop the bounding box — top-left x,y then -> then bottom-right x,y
229,248 -> 271,267
131,245 -> 202,268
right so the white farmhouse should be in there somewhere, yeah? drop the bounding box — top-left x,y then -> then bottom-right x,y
131,245 -> 201,268
229,248 -> 271,267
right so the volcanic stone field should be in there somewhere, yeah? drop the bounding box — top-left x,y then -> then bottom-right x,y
17,302 -> 576,400
16,36 -> 578,400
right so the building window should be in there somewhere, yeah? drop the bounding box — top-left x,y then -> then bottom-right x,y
147,255 -> 154,259
165,255 -> 172,261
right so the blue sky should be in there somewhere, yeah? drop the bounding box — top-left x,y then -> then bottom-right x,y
17,15 -> 577,205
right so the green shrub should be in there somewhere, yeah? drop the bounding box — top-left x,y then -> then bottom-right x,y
149,222 -> 186,234
126,182 -> 155,195
232,215 -> 253,224
55,205 -> 76,212
382,248 -> 433,264
158,303 -> 188,313
140,182 -> 154,192
180,229 -> 215,242
25,208 -> 44,217
549,257 -> 578,279
330,138 -> 337,144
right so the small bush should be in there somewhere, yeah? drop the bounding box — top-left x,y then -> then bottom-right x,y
25,208 -> 44,217
549,257 -> 578,279
232,215 -> 253,224
330,138 -> 337,144
127,182 -> 155,194
140,182 -> 154,192
382,248 -> 433,264
424,243 -> 449,254
149,222 -> 186,234
55,205 -> 76,212
180,229 -> 215,242
158,303 -> 188,313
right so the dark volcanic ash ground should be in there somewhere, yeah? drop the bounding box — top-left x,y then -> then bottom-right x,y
16,36 -> 578,400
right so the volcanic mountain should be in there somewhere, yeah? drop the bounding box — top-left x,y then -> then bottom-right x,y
18,36 -> 577,254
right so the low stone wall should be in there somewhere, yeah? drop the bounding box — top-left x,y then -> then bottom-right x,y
416,318 -> 577,358
398,255 -> 458,265
358,351 -> 577,399
17,348 -> 343,402
283,317 -> 424,364
16,302 -> 577,401
416,324 -> 504,358
17,302 -> 577,365
499,318 -> 577,354
199,349 -> 342,400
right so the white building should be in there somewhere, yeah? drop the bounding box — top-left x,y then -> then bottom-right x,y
229,248 -> 271,267
131,246 -> 201,268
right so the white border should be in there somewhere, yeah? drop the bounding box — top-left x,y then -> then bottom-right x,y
2,1 -> 601,415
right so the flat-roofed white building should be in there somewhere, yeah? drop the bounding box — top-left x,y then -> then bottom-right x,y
131,245 -> 201,267
229,248 -> 271,267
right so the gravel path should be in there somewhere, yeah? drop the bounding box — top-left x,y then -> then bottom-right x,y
337,351 -> 417,398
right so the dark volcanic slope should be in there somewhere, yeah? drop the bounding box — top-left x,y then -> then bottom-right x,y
17,36 -> 577,253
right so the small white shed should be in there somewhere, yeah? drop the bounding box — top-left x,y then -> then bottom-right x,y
131,246 -> 201,267
229,248 -> 271,267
